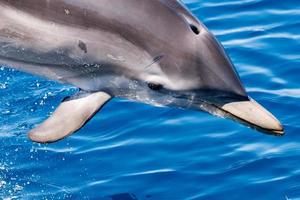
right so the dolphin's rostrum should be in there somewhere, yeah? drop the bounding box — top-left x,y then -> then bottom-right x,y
0,0 -> 284,143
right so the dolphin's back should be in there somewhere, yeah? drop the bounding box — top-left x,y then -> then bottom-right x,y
0,0 -> 197,90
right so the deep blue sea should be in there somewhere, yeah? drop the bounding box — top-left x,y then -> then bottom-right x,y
1,0 -> 300,199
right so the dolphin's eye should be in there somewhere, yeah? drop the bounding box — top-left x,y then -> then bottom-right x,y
148,82 -> 163,91
190,24 -> 200,35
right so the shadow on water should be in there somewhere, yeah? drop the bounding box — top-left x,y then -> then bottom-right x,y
100,193 -> 153,200
100,193 -> 138,200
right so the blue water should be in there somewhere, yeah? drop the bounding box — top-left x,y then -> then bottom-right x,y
1,0 -> 300,199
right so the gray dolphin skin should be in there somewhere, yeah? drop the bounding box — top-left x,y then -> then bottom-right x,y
0,0 -> 284,143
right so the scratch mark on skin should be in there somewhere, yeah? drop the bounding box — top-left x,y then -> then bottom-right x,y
64,8 -> 70,15
78,40 -> 87,53
145,54 -> 165,69
107,54 -> 126,62
0,28 -> 33,41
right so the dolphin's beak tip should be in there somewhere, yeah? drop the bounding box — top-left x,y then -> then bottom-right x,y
219,98 -> 284,136
273,129 -> 285,136
272,121 -> 285,136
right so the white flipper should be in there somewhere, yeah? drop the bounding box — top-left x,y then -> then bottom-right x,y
28,91 -> 111,143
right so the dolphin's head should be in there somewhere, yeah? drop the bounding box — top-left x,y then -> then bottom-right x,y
117,1 -> 284,135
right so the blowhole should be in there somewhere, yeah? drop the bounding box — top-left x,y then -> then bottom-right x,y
190,24 -> 200,35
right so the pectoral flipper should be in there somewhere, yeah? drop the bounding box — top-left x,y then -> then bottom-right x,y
29,91 -> 111,143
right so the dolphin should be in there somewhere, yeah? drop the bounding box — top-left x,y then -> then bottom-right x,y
0,0 -> 284,143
